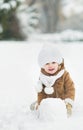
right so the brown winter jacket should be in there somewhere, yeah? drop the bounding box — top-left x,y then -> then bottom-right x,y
37,62 -> 75,105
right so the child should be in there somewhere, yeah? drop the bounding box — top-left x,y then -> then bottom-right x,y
30,45 -> 75,117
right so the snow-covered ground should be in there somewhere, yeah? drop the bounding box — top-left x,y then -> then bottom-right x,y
0,41 -> 83,130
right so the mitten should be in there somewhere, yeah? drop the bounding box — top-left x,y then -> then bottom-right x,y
65,98 -> 74,117
66,103 -> 72,117
30,101 -> 38,111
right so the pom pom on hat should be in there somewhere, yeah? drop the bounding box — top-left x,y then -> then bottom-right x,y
38,45 -> 63,67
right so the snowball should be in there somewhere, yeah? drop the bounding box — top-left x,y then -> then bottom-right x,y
38,98 -> 67,121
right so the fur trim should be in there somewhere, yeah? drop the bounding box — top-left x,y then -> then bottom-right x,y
64,98 -> 74,106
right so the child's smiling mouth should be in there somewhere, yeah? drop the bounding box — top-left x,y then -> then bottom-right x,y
48,68 -> 55,71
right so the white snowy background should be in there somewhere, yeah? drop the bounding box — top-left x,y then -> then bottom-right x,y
0,0 -> 83,129
0,39 -> 83,130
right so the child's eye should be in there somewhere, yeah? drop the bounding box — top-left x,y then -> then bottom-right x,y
46,63 -> 49,65
52,62 -> 56,64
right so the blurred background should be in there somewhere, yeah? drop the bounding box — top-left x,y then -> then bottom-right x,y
0,0 -> 83,42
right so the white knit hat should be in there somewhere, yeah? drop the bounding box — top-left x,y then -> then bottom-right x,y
38,45 -> 63,68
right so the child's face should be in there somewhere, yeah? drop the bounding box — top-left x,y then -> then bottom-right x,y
43,62 -> 59,74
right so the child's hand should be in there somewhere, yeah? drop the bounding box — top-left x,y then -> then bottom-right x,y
30,101 -> 38,111
66,103 -> 72,117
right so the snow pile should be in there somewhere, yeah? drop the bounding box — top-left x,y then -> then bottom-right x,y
38,98 -> 67,121
28,30 -> 83,42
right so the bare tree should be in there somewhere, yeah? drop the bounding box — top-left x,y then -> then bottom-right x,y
26,0 -> 38,6
23,0 -> 61,33
38,0 -> 61,33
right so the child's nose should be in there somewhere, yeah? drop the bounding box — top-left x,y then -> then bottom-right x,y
48,63 -> 53,66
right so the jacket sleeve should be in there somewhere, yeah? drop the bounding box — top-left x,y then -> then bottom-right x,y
64,71 -> 75,101
37,91 -> 47,105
